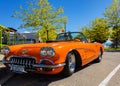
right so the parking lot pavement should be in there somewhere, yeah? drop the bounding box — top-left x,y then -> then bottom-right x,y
0,52 -> 120,86
107,69 -> 120,86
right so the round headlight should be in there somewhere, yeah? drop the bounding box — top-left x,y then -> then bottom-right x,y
47,47 -> 55,57
40,47 -> 55,57
40,47 -> 47,56
1,46 -> 10,55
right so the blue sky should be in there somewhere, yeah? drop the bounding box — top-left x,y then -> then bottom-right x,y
0,0 -> 113,33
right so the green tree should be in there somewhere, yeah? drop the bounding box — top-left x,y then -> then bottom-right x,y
104,0 -> 120,48
82,18 -> 110,43
81,26 -> 93,42
13,0 -> 67,42
0,29 -> 2,48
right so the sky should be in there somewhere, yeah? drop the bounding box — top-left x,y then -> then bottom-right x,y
0,0 -> 113,33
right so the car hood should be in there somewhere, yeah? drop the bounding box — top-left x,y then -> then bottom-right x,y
9,41 -> 79,48
8,41 -> 83,56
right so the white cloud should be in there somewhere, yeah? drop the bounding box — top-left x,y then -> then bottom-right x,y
23,31 -> 30,33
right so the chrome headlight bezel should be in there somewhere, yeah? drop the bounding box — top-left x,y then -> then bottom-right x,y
40,47 -> 55,57
1,46 -> 10,55
46,47 -> 55,57
40,47 -> 47,56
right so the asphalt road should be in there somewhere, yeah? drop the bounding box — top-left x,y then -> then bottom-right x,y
0,52 -> 120,86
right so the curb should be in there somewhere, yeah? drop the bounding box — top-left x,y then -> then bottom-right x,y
0,55 -> 14,86
0,66 -> 14,86
0,72 -> 14,86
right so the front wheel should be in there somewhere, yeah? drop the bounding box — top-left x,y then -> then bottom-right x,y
61,52 -> 76,76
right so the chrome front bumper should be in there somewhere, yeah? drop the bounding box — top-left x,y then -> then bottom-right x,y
33,63 -> 66,68
1,57 -> 66,73
1,60 -> 66,69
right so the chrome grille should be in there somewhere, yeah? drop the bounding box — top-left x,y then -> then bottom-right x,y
10,56 -> 36,69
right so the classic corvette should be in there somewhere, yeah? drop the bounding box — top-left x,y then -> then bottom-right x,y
0,32 -> 104,76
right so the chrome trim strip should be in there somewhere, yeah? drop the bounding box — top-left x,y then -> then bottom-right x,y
75,48 -> 96,53
33,63 -> 66,68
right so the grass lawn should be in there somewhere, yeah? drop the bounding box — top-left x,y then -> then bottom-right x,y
105,48 -> 120,51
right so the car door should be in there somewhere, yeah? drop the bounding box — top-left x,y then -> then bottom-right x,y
78,33 -> 97,64
84,43 -> 98,62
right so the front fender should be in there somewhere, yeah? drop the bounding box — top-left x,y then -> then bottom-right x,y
54,46 -> 70,64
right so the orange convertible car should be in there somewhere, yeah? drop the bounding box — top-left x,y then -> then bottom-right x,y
1,32 -> 104,76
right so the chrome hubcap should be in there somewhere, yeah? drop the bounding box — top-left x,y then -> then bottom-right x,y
69,54 -> 75,72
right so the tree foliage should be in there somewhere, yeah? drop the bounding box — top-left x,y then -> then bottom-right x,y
104,0 -> 120,48
13,0 -> 67,42
81,26 -> 92,41
82,18 -> 110,43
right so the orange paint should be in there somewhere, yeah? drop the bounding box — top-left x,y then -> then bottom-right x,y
3,32 -> 104,75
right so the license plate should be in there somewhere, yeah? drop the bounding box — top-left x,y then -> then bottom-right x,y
11,65 -> 25,73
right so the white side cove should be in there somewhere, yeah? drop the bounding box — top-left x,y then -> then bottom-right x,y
99,64 -> 120,86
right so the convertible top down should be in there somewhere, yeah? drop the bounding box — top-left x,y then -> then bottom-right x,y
1,32 -> 104,76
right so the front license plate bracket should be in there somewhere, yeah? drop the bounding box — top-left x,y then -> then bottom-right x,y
10,65 -> 26,73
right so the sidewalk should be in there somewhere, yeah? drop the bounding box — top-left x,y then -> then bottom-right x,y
0,54 -> 4,61
0,54 -> 4,68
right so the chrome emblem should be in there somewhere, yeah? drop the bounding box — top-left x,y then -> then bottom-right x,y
22,49 -> 29,54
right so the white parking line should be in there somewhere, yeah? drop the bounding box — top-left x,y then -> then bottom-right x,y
99,64 -> 120,86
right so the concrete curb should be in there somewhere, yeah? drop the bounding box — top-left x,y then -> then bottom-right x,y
0,73 -> 14,86
0,67 -> 15,86
0,54 -> 15,86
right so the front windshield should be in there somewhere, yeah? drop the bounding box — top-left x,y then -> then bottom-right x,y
56,32 -> 88,42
